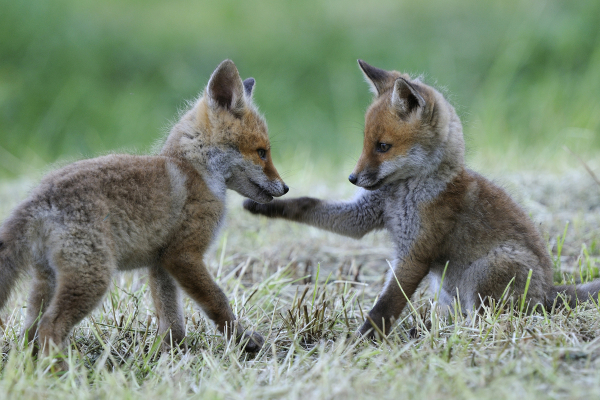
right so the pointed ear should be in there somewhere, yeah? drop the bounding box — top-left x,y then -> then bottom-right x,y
243,77 -> 255,98
207,59 -> 245,110
391,78 -> 426,116
358,59 -> 393,96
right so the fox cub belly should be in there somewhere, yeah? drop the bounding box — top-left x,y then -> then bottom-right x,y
0,59 -> 289,365
244,59 -> 600,338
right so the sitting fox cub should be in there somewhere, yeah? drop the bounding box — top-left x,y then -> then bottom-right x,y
245,60 -> 600,338
0,60 -> 287,357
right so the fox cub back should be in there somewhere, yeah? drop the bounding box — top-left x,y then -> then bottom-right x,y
0,60 -> 287,365
245,59 -> 600,338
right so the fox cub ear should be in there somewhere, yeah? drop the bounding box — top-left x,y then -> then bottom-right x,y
207,59 -> 245,111
243,78 -> 255,98
391,78 -> 426,117
357,59 -> 393,96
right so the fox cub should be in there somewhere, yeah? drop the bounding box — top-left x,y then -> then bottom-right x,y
245,59 -> 600,338
0,60 -> 288,356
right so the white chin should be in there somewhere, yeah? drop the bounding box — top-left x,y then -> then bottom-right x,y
243,183 -> 274,204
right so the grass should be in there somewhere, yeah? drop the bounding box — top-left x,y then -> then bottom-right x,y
1,163 -> 599,399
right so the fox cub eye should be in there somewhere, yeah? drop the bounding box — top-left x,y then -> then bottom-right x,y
257,149 -> 267,160
377,143 -> 391,153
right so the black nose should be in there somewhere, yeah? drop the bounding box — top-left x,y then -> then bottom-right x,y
348,174 -> 358,184
283,184 -> 289,194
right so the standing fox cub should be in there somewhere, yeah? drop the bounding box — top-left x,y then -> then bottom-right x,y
0,60 -> 288,356
245,60 -> 600,338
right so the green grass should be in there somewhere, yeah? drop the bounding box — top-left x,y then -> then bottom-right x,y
1,0 -> 600,176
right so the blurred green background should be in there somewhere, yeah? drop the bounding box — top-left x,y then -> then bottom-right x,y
1,0 -> 599,177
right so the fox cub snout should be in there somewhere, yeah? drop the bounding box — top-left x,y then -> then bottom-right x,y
0,59 -> 286,363
245,59 -> 600,339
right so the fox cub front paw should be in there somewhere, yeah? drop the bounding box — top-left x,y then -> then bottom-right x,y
243,199 -> 281,217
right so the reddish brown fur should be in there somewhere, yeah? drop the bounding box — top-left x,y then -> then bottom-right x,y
354,95 -> 419,174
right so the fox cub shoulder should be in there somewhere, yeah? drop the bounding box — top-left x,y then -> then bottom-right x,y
0,60 -> 288,362
245,59 -> 600,338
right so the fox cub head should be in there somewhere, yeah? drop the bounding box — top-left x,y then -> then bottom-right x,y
163,60 -> 288,203
349,60 -> 464,190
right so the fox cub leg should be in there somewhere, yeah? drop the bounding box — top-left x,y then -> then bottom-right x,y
357,259 -> 430,338
149,266 -> 186,350
447,246 -> 549,313
37,246 -> 114,360
160,249 -> 263,352
22,264 -> 57,344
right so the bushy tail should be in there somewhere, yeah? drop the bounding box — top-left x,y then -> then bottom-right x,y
547,280 -> 600,309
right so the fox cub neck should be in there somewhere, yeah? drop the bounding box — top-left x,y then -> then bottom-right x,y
161,60 -> 287,203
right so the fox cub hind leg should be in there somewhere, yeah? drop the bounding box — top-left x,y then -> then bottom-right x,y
446,245 -> 550,313
36,240 -> 114,359
21,264 -> 57,346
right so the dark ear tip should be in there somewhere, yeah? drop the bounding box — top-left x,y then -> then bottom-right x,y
214,59 -> 238,76
243,77 -> 256,96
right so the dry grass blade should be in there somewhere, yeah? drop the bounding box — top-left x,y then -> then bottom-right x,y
564,145 -> 600,188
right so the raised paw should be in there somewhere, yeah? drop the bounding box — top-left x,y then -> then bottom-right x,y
243,199 -> 263,214
243,199 -> 281,217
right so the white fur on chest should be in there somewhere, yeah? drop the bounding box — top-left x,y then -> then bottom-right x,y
384,175 -> 447,261
385,187 -> 421,261
197,168 -> 227,246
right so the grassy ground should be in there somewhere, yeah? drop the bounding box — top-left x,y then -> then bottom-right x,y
1,160 -> 599,399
